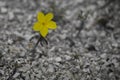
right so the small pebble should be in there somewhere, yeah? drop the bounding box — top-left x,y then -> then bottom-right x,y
13,72 -> 20,78
65,55 -> 71,60
8,12 -> 14,20
7,39 -> 13,44
0,2 -> 6,7
55,57 -> 62,62
0,70 -> 4,75
48,65 -> 54,72
100,53 -> 106,58
60,34 -> 67,39
19,52 -> 25,57
1,7 -> 7,13
112,42 -> 118,47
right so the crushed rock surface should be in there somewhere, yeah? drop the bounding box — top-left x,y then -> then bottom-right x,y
0,0 -> 120,80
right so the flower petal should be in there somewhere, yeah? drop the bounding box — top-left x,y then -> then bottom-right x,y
40,27 -> 48,37
46,21 -> 57,29
33,22 -> 43,31
45,12 -> 53,22
37,12 -> 45,23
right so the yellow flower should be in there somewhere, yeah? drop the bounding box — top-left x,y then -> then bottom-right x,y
33,12 -> 57,37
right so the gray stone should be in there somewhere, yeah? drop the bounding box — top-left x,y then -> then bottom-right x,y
55,57 -> 62,62
1,7 -> 7,13
8,12 -> 14,20
7,39 -> 13,44
13,72 -> 20,78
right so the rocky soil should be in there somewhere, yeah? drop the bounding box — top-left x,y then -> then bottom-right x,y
0,0 -> 120,80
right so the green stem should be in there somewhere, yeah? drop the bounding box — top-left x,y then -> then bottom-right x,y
31,36 -> 41,52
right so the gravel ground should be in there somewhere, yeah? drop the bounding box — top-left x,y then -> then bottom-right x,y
0,0 -> 120,80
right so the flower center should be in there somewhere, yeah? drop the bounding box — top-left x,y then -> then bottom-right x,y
42,22 -> 46,26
